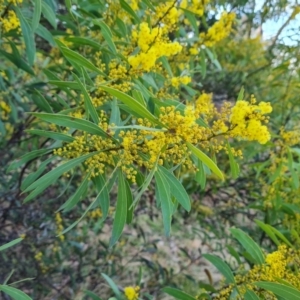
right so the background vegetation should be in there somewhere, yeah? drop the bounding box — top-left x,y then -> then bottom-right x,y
1,0 -> 300,299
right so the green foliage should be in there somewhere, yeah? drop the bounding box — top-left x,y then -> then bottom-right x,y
1,0 -> 300,299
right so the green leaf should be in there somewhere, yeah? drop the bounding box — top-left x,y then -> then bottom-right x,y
73,73 -> 99,124
132,163 -> 157,207
288,148 -> 299,189
26,129 -> 75,142
186,142 -> 224,180
101,86 -> 163,126
0,238 -> 23,252
200,50 -> 206,78
57,44 -> 103,75
8,149 -> 51,172
21,157 -> 54,190
132,89 -> 146,107
125,180 -> 133,224
158,166 -> 191,211
101,273 -> 122,299
230,228 -> 265,265
119,0 -> 140,23
0,48 -> 34,75
94,174 -> 110,222
155,171 -> 172,236
15,7 -> 36,66
244,289 -> 260,300
270,226 -> 293,248
23,152 -> 99,200
60,172 -> 90,212
84,290 -> 103,300
226,245 -> 241,264
36,24 -> 56,45
60,167 -> 118,236
32,89 -> 53,113
0,286 -> 32,300
94,20 -> 117,54
49,80 -> 80,89
116,18 -> 128,38
254,282 -> 300,300
237,86 -> 244,101
255,220 -> 280,246
203,254 -> 235,284
163,287 -> 196,300
110,170 -> 127,247
41,1 -> 57,29
32,0 -> 42,32
64,37 -> 101,49
195,159 -> 206,190
227,142 -> 240,179
158,56 -> 173,77
183,9 -> 199,35
31,113 -> 107,138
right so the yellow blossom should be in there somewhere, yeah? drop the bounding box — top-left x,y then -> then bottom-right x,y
124,286 -> 139,300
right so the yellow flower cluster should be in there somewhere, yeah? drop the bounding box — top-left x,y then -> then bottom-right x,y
124,286 -> 140,300
180,0 -> 210,16
0,0 -> 23,33
55,212 -> 65,242
200,12 -> 235,47
155,1 -> 179,28
54,93 -> 272,182
88,208 -> 102,219
215,245 -> 300,299
129,22 -> 182,71
280,128 -> 300,146
34,251 -> 48,273
230,97 -> 272,144
93,59 -> 134,101
0,100 -> 11,120
171,76 -> 191,88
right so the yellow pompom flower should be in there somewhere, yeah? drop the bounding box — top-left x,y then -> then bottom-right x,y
124,286 -> 139,300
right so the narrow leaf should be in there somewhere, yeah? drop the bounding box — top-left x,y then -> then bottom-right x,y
244,289 -> 260,300
41,1 -> 57,29
186,142 -> 223,180
60,172 -> 90,212
110,170 -> 127,247
230,228 -> 265,265
254,282 -> 300,300
158,166 -> 191,211
93,174 -> 110,221
0,285 -> 32,300
32,0 -> 42,31
58,45 -> 103,75
101,86 -> 163,126
31,113 -> 107,138
73,73 -> 99,124
15,7 -> 36,66
163,287 -> 196,300
26,129 -> 75,142
119,0 -> 140,23
101,273 -> 122,299
24,152 -> 99,193
94,20 -> 117,54
255,220 -> 280,246
155,171 -> 172,236
203,254 -> 235,284
8,149 -> 51,172
0,238 -> 23,252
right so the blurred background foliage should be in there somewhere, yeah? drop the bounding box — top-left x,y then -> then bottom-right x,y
0,0 -> 300,299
